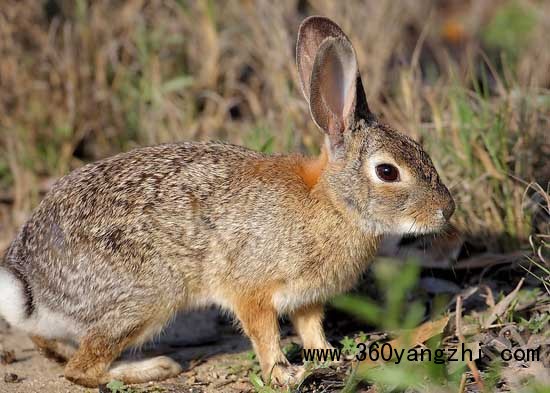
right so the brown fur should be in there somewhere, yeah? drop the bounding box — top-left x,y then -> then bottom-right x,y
64,325 -> 145,387
295,145 -> 329,189
64,333 -> 123,387
290,303 -> 332,350
31,336 -> 75,364
0,16 -> 454,387
232,287 -> 287,382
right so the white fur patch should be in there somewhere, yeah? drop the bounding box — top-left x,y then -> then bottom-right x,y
22,307 -> 83,341
0,267 -> 27,327
396,219 -> 422,235
272,286 -> 325,315
0,267 -> 82,341
107,356 -> 182,383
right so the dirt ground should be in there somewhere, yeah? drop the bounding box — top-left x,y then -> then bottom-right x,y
1,243 -> 548,393
2,266 -> 549,393
0,311 -> 270,393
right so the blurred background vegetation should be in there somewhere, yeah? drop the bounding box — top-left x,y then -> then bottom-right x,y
0,0 -> 548,254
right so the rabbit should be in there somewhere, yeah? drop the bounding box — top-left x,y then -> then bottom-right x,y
0,16 -> 454,387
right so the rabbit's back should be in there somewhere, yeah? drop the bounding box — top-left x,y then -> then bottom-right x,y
2,143 -> 273,330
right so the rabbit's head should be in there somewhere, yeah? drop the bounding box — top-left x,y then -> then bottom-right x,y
297,16 -> 454,236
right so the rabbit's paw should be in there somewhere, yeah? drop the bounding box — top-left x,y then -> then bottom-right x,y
107,356 -> 182,384
270,363 -> 306,386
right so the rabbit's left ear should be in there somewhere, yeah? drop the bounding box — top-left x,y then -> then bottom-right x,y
296,16 -> 351,102
297,16 -> 370,151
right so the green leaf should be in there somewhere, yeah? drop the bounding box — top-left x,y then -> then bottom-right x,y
106,380 -> 125,393
340,336 -> 357,356
359,363 -> 426,389
357,331 -> 368,343
249,372 -> 264,389
331,295 -> 383,325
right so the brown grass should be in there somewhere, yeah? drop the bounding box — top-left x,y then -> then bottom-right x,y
0,0 -> 548,252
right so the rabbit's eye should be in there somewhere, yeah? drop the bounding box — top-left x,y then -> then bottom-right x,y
376,164 -> 400,182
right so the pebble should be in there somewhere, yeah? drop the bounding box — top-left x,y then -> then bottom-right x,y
4,373 -> 20,383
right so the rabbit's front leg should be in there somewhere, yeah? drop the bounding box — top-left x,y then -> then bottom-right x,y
234,297 -> 305,386
291,303 -> 333,350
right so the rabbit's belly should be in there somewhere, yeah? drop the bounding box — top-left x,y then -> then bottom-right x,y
272,286 -> 327,314
19,306 -> 83,341
0,267 -> 83,341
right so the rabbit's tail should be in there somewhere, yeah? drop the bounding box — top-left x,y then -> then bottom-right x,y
0,265 -> 33,326
0,265 -> 84,341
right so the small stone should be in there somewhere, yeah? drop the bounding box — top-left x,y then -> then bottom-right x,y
4,373 -> 19,383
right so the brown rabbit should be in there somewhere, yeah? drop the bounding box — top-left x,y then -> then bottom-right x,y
0,16 -> 454,387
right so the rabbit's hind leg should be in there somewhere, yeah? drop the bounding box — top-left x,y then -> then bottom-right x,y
64,328 -> 128,387
64,324 -> 182,387
31,335 -> 76,363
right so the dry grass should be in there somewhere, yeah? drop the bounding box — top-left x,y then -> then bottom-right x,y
1,1 -> 548,252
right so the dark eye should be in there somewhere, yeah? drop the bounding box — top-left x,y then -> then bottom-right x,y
376,164 -> 400,182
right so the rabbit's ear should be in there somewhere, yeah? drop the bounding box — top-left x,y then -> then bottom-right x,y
309,36 -> 365,151
297,16 -> 349,101
297,16 -> 370,153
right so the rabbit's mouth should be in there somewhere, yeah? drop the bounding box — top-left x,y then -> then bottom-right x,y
393,214 -> 449,236
360,213 -> 449,237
